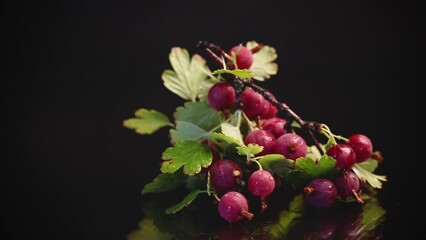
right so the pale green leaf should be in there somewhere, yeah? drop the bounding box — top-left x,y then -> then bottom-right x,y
353,163 -> 387,189
141,171 -> 185,195
175,101 -> 223,131
208,132 -> 244,154
290,120 -> 301,128
221,122 -> 244,145
197,77 -> 218,101
306,145 -> 323,160
165,189 -> 202,214
161,141 -> 212,176
259,154 -> 294,178
212,69 -> 255,79
246,41 -> 278,81
170,121 -> 208,143
123,109 -> 173,135
357,158 -> 379,172
236,144 -> 263,157
162,47 -> 210,101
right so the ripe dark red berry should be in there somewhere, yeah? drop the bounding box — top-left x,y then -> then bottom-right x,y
248,169 -> 276,198
209,159 -> 242,194
274,133 -> 307,160
333,170 -> 364,203
243,129 -> 276,156
218,191 -> 253,222
228,45 -> 253,69
327,144 -> 356,170
261,117 -> 287,139
304,178 -> 337,208
241,88 -> 269,120
348,134 -> 373,163
207,82 -> 236,111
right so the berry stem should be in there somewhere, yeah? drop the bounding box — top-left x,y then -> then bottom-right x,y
304,186 -> 315,194
352,189 -> 365,204
250,159 -> 263,170
260,197 -> 268,213
240,209 -> 254,220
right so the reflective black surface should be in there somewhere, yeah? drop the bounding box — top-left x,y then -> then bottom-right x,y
129,187 -> 386,240
1,0 -> 420,239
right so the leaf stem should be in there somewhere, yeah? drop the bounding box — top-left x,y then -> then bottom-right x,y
250,159 -> 263,170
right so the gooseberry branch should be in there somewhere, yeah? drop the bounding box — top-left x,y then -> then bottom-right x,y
197,41 -> 324,155
124,39 -> 387,224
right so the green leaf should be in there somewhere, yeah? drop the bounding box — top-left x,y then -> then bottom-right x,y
212,69 -> 255,78
258,154 -> 294,178
286,155 -> 338,188
162,47 -> 210,101
170,121 -> 208,143
296,155 -> 337,178
221,122 -> 244,145
357,158 -> 379,172
208,132 -> 244,154
237,144 -> 263,157
161,141 -> 212,176
165,189 -> 202,214
306,145 -> 323,160
290,120 -> 301,128
197,77 -> 218,101
353,162 -> 387,189
246,41 -> 278,81
175,101 -> 223,131
142,171 -> 186,195
123,109 -> 173,135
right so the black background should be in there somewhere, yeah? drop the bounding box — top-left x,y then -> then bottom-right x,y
1,0 -> 422,239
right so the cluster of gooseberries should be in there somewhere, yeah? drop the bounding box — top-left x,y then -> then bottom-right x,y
124,40 -> 386,223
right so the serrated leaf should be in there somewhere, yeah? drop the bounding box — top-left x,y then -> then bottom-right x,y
123,109 -> 173,135
161,141 -> 212,176
237,144 -> 263,157
197,77 -> 218,101
141,171 -> 185,195
221,122 -> 244,145
259,154 -> 294,178
208,132 -> 244,154
296,155 -> 337,178
175,101 -> 223,131
246,41 -> 278,81
212,69 -> 255,78
170,121 -> 208,143
286,155 -> 338,188
162,47 -> 210,101
165,189 -> 202,214
357,158 -> 379,172
353,163 -> 387,189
